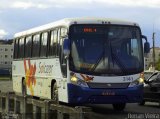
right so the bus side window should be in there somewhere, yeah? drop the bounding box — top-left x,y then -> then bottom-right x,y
58,27 -> 67,58
32,34 -> 40,57
49,29 -> 58,56
14,39 -> 19,59
57,28 -> 61,57
60,27 -> 67,63
19,38 -> 25,58
61,27 -> 67,37
25,36 -> 32,58
60,27 -> 68,77
40,32 -> 48,57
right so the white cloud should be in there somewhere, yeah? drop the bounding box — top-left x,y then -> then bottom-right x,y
12,2 -> 34,9
98,0 -> 160,8
48,0 -> 160,8
0,0 -> 160,10
12,1 -> 50,9
0,29 -> 8,39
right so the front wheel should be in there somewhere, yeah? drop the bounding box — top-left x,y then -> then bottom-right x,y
51,82 -> 58,103
112,103 -> 126,111
138,100 -> 145,106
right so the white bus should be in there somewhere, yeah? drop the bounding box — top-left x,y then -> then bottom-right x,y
12,18 -> 150,110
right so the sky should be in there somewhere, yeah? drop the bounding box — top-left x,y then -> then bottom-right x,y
0,0 -> 160,47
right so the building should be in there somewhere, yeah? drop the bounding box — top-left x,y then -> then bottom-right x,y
145,47 -> 160,70
0,40 -> 13,75
144,57 -> 151,70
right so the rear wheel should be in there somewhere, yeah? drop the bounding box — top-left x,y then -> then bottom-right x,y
22,78 -> 26,96
112,103 -> 126,111
51,82 -> 58,102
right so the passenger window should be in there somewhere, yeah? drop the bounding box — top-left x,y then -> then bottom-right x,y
19,38 -> 25,58
40,32 -> 48,57
60,28 -> 67,62
32,34 -> 40,57
58,28 -> 67,58
49,30 -> 58,56
14,39 -> 19,59
61,28 -> 67,37
25,36 -> 32,58
57,28 -> 61,56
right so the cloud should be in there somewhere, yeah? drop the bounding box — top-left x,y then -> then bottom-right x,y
0,29 -> 8,39
12,1 -> 50,9
0,0 -> 160,10
48,0 -> 160,9
97,0 -> 160,8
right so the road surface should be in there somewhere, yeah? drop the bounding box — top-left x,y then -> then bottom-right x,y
0,81 -> 159,119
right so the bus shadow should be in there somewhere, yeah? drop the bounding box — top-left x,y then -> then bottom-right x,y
89,104 -> 143,115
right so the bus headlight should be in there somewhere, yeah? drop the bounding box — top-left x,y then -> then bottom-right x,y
128,72 -> 144,87
128,78 -> 144,87
71,75 -> 88,87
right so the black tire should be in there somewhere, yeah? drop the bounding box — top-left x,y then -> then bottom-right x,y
22,79 -> 26,96
158,101 -> 160,107
51,82 -> 58,102
139,100 -> 145,106
112,103 -> 126,111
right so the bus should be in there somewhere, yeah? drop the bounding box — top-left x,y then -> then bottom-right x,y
12,18 -> 150,111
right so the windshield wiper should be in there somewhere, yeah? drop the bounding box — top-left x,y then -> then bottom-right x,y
90,49 -> 105,72
110,42 -> 128,74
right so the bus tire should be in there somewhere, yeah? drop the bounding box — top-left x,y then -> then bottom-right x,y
51,81 -> 58,102
138,100 -> 145,106
112,103 -> 126,111
22,78 -> 26,96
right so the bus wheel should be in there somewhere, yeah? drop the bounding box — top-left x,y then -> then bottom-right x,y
112,103 -> 126,111
51,82 -> 58,102
138,100 -> 145,106
22,78 -> 26,96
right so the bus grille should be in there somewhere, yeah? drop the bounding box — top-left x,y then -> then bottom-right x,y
87,82 -> 129,89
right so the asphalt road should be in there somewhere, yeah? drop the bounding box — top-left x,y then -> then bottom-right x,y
90,102 -> 160,119
0,81 -> 160,119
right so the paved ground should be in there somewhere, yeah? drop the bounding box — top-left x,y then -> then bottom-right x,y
90,102 -> 160,119
0,81 -> 160,119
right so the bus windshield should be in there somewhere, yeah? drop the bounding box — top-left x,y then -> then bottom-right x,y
69,25 -> 143,76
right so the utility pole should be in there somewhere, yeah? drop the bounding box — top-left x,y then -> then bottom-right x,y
152,32 -> 156,71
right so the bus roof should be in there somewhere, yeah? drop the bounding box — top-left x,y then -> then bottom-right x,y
14,17 -> 139,38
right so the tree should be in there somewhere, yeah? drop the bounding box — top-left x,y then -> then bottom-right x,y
155,58 -> 160,71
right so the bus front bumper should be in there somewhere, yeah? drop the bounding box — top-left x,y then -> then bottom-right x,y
67,84 -> 143,104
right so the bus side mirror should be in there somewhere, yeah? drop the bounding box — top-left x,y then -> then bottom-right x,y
63,38 -> 70,58
142,35 -> 150,53
144,42 -> 150,53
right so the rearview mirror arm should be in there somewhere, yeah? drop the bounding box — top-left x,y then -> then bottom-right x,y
141,35 -> 148,42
